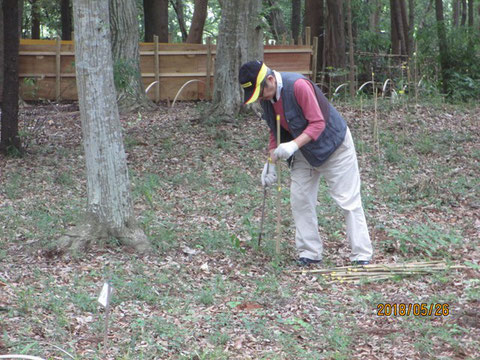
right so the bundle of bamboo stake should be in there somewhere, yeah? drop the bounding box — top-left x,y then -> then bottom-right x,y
294,261 -> 467,284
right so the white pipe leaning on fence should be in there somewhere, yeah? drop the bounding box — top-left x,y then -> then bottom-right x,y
172,80 -> 206,108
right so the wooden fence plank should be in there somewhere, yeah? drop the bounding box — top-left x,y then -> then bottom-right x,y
18,39 -> 313,101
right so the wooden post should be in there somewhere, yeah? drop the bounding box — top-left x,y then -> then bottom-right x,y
154,35 -> 160,103
297,35 -> 303,45
55,36 -> 61,101
282,33 -> 287,45
305,26 -> 311,46
206,37 -> 212,100
312,37 -> 319,83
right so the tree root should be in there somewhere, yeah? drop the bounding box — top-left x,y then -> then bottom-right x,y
57,219 -> 151,255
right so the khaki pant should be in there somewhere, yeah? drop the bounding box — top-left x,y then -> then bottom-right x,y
290,128 -> 373,261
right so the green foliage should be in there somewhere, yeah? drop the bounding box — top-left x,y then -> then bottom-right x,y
386,222 -> 462,258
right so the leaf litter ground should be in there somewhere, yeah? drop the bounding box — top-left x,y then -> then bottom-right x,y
0,100 -> 479,359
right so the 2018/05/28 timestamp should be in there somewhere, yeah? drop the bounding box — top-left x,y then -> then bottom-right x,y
377,303 -> 449,317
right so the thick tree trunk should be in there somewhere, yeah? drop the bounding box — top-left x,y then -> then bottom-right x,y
434,0 -> 450,95
265,0 -> 288,42
110,0 -> 153,112
171,0 -> 188,42
461,0 -> 467,26
291,0 -> 301,44
305,0 -> 324,70
0,0 -> 22,155
67,0 -> 149,253
390,0 -> 408,56
144,0 -> 168,42
325,0 -> 346,69
210,0 -> 262,121
186,0 -> 208,43
61,0 -> 72,40
31,0 -> 40,39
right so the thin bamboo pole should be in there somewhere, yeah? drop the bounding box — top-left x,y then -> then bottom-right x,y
312,37 -> 318,83
154,35 -> 160,103
276,115 -> 281,255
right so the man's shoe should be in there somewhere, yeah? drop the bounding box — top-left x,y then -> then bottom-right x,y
351,260 -> 370,266
297,257 -> 322,267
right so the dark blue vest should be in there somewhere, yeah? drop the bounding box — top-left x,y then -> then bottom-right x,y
261,72 -> 347,167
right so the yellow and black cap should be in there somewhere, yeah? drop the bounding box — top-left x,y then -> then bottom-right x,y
239,60 -> 268,104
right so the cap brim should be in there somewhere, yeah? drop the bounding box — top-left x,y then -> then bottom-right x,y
243,63 -> 267,104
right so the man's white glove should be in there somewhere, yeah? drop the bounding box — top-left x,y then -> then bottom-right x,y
273,140 -> 299,160
261,162 -> 277,187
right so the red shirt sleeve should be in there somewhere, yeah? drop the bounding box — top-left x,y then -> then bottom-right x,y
293,79 -> 325,141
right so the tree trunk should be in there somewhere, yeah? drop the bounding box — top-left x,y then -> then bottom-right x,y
291,0 -> 301,44
210,0 -> 262,121
31,0 -> 40,39
265,0 -> 288,42
461,0 -> 467,26
186,0 -> 208,43
369,0 -> 381,32
325,0 -> 346,69
390,0 -> 408,56
61,0 -> 72,40
66,0 -> 149,254
171,0 -> 188,42
305,0 -> 324,74
434,0 -> 450,95
1,0 -> 22,155
346,0 -> 355,98
408,0 -> 414,58
144,0 -> 168,42
110,0 -> 154,112
0,2 -> 3,102
467,0 -> 473,27
453,0 -> 459,27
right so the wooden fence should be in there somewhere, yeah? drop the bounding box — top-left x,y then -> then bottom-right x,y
18,38 -> 315,102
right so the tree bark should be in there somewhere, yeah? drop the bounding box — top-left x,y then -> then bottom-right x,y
0,2 -> 3,102
186,0 -> 208,43
171,0 -> 188,42
461,0 -> 467,26
467,0 -> 473,27
325,0 -> 346,69
67,0 -> 150,254
453,0 -> 459,27
144,0 -> 168,42
408,0 -> 414,58
109,0 -> 154,112
434,0 -> 450,95
369,0 -> 381,32
265,0 -> 288,42
210,0 -> 262,121
31,0 -> 40,39
1,0 -> 22,155
346,0 -> 355,98
390,0 -> 408,56
305,0 -> 324,77
291,0 -> 301,44
61,0 -> 72,40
